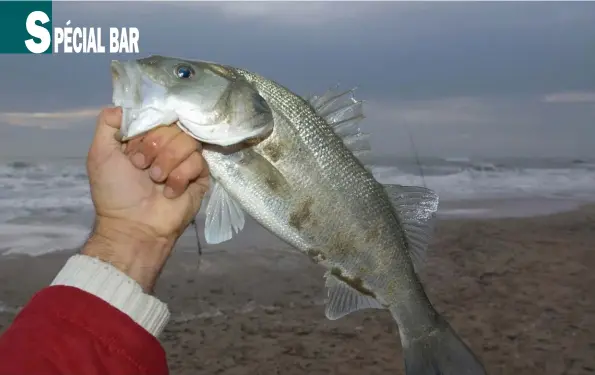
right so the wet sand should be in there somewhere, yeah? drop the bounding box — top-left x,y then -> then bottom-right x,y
0,205 -> 594,375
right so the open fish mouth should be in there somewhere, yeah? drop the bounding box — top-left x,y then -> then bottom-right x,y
111,60 -> 139,107
110,60 -> 146,137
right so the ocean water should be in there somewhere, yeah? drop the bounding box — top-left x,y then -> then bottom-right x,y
0,156 -> 594,256
373,156 -> 595,201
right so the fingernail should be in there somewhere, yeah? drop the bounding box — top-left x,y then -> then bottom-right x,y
131,153 -> 145,167
163,186 -> 176,199
150,166 -> 162,180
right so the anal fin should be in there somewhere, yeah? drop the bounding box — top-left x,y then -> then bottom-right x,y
324,272 -> 384,320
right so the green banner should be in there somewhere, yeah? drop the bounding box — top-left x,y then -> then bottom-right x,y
0,1 -> 53,54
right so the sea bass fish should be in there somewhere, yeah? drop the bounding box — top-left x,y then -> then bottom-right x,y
113,55 -> 487,375
202,76 -> 487,375
110,56 -> 274,146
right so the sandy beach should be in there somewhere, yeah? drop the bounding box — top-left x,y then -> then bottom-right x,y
0,205 -> 594,375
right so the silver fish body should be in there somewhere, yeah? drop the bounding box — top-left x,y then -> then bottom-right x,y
202,68 -> 487,375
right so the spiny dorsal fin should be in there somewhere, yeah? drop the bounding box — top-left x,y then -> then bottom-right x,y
324,272 -> 384,320
307,85 -> 372,167
383,184 -> 439,272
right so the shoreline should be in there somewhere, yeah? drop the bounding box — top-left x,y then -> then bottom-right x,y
1,198 -> 592,258
438,196 -> 590,219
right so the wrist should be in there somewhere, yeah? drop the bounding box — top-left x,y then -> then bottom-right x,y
51,255 -> 171,337
82,216 -> 176,293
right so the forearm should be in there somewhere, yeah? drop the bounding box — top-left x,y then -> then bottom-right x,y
58,216 -> 176,335
0,218 -> 175,375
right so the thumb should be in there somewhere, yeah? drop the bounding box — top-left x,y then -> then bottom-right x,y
92,107 -> 123,153
186,178 -> 210,219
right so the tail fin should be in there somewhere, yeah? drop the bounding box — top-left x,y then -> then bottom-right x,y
402,320 -> 487,375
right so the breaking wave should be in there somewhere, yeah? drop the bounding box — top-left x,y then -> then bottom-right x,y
371,164 -> 595,201
0,157 -> 594,255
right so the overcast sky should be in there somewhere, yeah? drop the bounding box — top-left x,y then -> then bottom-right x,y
1,1 -> 594,160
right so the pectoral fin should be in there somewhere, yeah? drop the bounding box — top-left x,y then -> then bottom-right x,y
204,182 -> 245,244
324,272 -> 384,320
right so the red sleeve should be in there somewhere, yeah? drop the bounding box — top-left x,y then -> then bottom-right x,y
0,285 -> 169,375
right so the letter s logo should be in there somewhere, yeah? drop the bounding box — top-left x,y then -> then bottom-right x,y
25,11 -> 51,54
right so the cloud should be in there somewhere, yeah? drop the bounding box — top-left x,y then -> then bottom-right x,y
366,97 -> 494,128
542,91 -> 595,103
57,2 -> 595,35
362,93 -> 595,158
201,2 -> 391,26
0,108 -> 100,129
188,1 -> 594,31
0,2 -> 592,159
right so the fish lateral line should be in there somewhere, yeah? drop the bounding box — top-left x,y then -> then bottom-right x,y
329,267 -> 377,299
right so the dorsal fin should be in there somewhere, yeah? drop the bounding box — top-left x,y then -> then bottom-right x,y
307,85 -> 372,167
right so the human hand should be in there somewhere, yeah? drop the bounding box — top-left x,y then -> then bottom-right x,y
83,107 -> 209,291
120,117 -> 204,201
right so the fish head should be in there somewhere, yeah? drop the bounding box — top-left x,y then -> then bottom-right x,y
111,55 -> 274,146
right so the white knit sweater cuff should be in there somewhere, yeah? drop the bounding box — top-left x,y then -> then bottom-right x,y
50,254 -> 170,338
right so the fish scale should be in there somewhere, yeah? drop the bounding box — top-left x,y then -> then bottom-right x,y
236,70 -> 408,278
238,72 -> 397,251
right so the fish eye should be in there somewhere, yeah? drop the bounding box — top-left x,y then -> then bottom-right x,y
175,65 -> 194,79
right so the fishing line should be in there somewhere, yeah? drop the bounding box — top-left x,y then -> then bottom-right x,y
190,218 -> 202,266
403,121 -> 427,188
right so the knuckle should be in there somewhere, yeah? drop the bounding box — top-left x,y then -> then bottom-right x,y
180,132 -> 199,145
178,133 -> 200,154
140,137 -> 160,156
142,126 -> 180,156
157,145 -> 179,167
194,152 -> 206,167
174,156 -> 201,182
97,107 -> 112,120
167,171 -> 189,192
193,153 -> 209,175
185,153 -> 204,175
169,170 -> 188,185
176,161 -> 195,180
126,138 -> 142,155
95,110 -> 108,128
157,133 -> 196,166
153,151 -> 180,179
98,107 -> 121,127
96,109 -> 106,123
